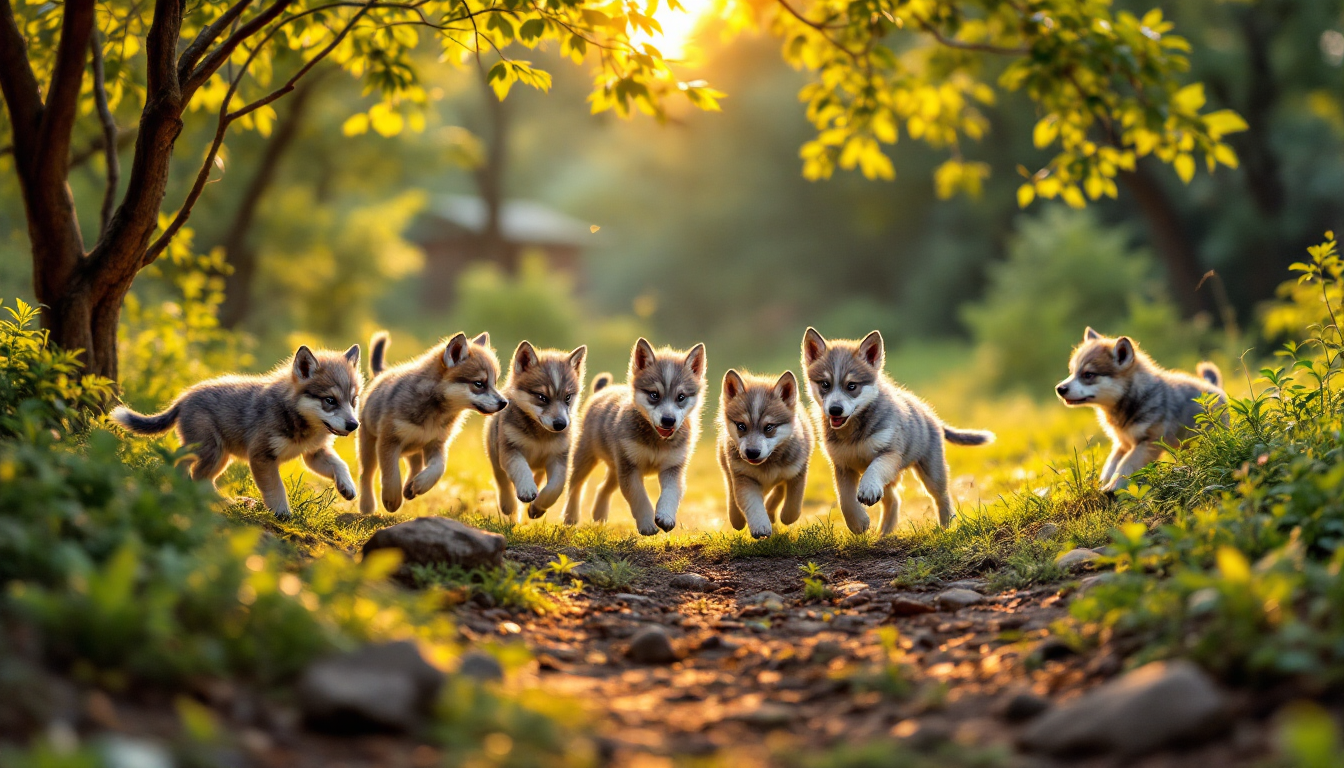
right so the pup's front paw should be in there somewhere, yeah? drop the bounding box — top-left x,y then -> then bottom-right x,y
382,487 -> 404,513
654,510 -> 677,532
516,481 -> 539,504
748,522 -> 773,539
408,470 -> 439,498
637,520 -> 661,536
402,479 -> 418,500
272,505 -> 293,521
527,503 -> 547,520
856,477 -> 884,506
335,476 -> 356,501
845,511 -> 871,535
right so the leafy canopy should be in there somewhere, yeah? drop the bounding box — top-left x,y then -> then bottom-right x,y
4,0 -> 1242,208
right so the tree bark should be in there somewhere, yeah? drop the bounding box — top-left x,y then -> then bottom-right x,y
1119,161 -> 1210,317
217,74 -> 322,329
474,69 -> 514,271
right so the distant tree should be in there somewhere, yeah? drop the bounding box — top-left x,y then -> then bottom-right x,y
0,0 -> 1240,381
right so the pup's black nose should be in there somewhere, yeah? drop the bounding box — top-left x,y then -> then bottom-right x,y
552,418 -> 567,431
345,419 -> 359,432
744,447 -> 761,461
828,404 -> 843,417
1056,384 -> 1069,397
660,415 -> 676,429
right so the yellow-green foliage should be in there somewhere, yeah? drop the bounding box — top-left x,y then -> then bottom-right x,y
0,299 -> 111,438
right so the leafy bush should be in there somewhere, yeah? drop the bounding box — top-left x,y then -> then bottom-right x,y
962,206 -> 1204,394
0,299 -> 111,438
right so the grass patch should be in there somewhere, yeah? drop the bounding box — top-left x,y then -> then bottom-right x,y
410,561 -> 577,613
579,556 -> 645,591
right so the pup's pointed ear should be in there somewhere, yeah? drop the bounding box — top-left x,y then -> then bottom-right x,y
774,370 -> 798,407
858,330 -> 884,369
1114,336 -> 1135,368
723,369 -> 745,401
443,333 -> 470,367
631,338 -> 656,372
1085,327 -> 1102,341
513,340 -> 538,373
343,344 -> 360,367
293,346 -> 318,380
472,332 -> 491,348
685,343 -> 706,377
802,327 -> 827,365
568,345 -> 587,372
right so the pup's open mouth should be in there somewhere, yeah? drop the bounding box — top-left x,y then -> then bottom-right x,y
744,456 -> 767,465
1063,396 -> 1094,406
828,415 -> 848,429
325,425 -> 351,437
655,425 -> 677,438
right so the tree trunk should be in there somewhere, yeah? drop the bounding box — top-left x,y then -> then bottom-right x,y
217,74 -> 322,329
474,69 -> 513,271
1119,162 -> 1210,317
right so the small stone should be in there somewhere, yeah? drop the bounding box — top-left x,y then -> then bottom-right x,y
889,597 -> 935,616
457,651 -> 504,682
945,579 -> 987,591
1077,573 -> 1118,593
1019,660 -> 1229,757
743,591 -> 786,611
1032,637 -> 1077,663
740,702 -> 795,727
1000,691 -> 1051,722
840,591 -> 871,607
1035,523 -> 1060,541
361,517 -> 505,581
669,573 -> 712,591
613,592 -> 653,603
935,588 -> 984,611
810,640 -> 845,664
1056,548 -> 1101,572
298,641 -> 445,733
784,620 -> 828,637
627,626 -> 678,665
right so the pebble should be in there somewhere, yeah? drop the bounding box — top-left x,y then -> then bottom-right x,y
1000,691 -> 1051,722
457,650 -> 504,682
889,596 -> 935,616
1057,548 -> 1101,572
627,626 -> 678,665
935,588 -> 984,611
668,573 -> 713,591
742,591 -> 786,611
1035,523 -> 1060,541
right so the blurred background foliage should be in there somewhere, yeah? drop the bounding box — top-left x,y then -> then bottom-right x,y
0,0 -> 1341,398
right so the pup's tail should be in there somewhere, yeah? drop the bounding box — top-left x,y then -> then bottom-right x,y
370,331 -> 389,377
109,403 -> 180,435
943,426 -> 995,446
1197,362 -> 1223,389
591,372 -> 613,393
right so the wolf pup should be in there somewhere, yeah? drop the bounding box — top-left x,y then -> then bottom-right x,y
358,331 -> 507,514
111,345 -> 363,519
485,341 -> 587,522
1056,327 -> 1226,492
802,328 -> 993,535
716,369 -> 813,539
563,338 -> 706,535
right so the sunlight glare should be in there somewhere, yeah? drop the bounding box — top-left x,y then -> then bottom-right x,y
635,0 -> 717,61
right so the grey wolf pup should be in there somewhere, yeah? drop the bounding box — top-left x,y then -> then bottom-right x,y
716,369 -> 813,539
358,331 -> 507,514
563,339 -> 707,535
111,345 -> 363,519
802,328 -> 994,535
1056,327 -> 1226,492
485,341 -> 587,522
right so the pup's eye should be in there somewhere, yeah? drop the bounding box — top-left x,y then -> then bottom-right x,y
565,394 -> 573,404
736,422 -> 747,434
1081,372 -> 1096,383
676,393 -> 686,403
818,381 -> 830,391
647,390 -> 660,403
846,382 -> 857,392
537,393 -> 549,404
473,380 -> 486,389
764,424 -> 776,435
323,396 -> 337,407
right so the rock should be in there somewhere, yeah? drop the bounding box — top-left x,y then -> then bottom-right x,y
669,573 -> 712,591
945,579 -> 987,591
889,597 -> 935,616
362,517 -> 504,580
1076,573 -> 1117,594
742,591 -> 785,611
1035,523 -> 1060,541
784,620 -> 829,637
1019,660 -> 1230,757
627,627 -> 678,665
614,592 -> 653,603
298,641 -> 445,733
840,591 -> 871,607
1031,637 -> 1077,663
935,588 -> 984,611
1000,691 -> 1051,722
739,702 -> 795,727
1056,548 -> 1101,572
810,640 -> 845,664
457,651 -> 504,682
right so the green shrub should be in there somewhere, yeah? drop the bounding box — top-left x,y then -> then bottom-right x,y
962,206 -> 1204,394
0,299 -> 111,438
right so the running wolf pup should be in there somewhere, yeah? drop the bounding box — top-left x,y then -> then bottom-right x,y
802,328 -> 994,535
358,331 -> 507,514
563,338 -> 706,535
111,345 -> 363,519
1056,327 -> 1226,492
485,341 -> 587,521
717,369 -> 813,539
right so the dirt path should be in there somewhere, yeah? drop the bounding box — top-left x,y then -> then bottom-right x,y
454,547 -> 1278,767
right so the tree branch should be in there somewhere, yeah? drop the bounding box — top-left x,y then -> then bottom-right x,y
35,0 -> 96,184
90,31 -> 119,238
913,15 -> 1028,55
0,0 -> 43,158
145,1 -> 377,266
176,0 -> 256,83
182,0 -> 296,97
